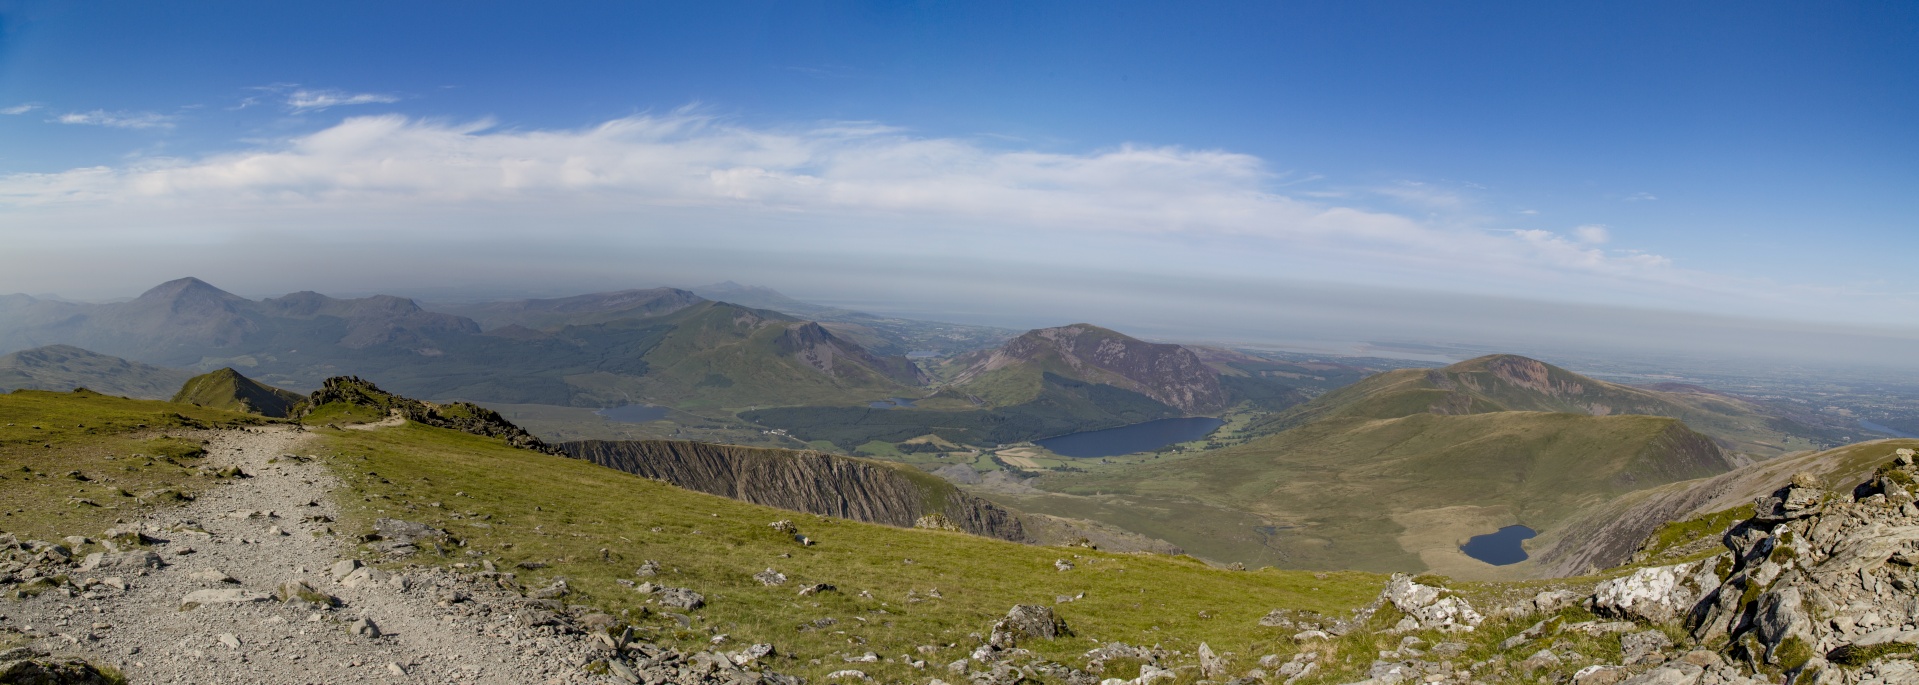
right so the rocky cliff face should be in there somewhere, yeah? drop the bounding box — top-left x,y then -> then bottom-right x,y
560,440 -> 1027,543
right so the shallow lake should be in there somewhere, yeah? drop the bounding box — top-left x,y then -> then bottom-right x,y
869,398 -> 918,409
596,404 -> 669,423
1034,417 -> 1226,458
1460,525 -> 1537,565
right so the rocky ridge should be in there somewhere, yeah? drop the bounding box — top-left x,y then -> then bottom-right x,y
560,440 -> 1028,543
304,375 -> 559,453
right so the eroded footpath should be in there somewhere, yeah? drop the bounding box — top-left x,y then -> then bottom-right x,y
0,425 -> 791,684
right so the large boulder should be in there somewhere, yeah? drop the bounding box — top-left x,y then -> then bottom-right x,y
1379,574 -> 1482,631
989,604 -> 1071,649
1592,556 -> 1725,623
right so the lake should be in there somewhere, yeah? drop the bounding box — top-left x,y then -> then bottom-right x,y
869,398 -> 918,409
596,404 -> 669,423
1034,417 -> 1226,458
1859,419 -> 1919,439
1460,525 -> 1537,565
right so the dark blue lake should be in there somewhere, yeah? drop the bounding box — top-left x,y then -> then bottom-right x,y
1035,417 -> 1226,458
1460,525 -> 1537,565
596,404 -> 669,423
1860,419 -> 1919,439
869,398 -> 918,409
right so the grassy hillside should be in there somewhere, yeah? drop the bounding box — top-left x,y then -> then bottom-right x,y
0,345 -> 193,400
315,421 -> 1382,683
1248,354 -> 1821,459
942,324 -> 1230,414
743,372 -> 1181,449
555,301 -> 925,410
1001,410 -> 1731,576
170,367 -> 306,417
0,389 -> 272,541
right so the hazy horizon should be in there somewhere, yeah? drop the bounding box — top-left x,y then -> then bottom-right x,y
4,3 -> 1915,377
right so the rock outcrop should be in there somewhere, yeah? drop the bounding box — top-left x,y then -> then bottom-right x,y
560,440 -> 1028,542
302,376 -> 557,453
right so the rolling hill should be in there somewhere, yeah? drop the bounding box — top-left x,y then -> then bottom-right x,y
945,324 -> 1229,413
171,367 -> 307,417
1248,353 -> 1818,459
425,287 -> 704,330
0,344 -> 193,399
745,323 -> 1319,449
972,354 -> 1788,577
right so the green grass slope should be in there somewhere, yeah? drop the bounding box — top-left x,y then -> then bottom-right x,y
742,372 -> 1181,449
1009,410 -> 1732,576
317,421 -> 1381,683
170,367 -> 306,417
0,389 -> 271,541
942,324 -> 1228,414
0,345 -> 194,400
559,302 -> 924,410
1249,354 -> 1816,459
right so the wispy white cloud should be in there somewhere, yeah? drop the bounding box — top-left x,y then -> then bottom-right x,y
1623,192 -> 1657,202
0,111 -> 1713,308
1,103 -> 42,115
52,110 -> 175,130
284,89 -> 400,112
1573,224 -> 1610,244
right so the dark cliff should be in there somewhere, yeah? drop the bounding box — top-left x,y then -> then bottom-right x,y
559,440 -> 1028,543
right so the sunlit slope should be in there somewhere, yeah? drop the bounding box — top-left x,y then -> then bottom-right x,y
1250,354 -> 1816,458
557,301 -> 925,410
0,389 -> 270,541
316,421 -> 1380,684
943,324 -> 1228,413
170,367 -> 306,417
1017,410 -> 1732,575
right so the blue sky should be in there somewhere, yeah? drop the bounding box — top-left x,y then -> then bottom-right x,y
2,1 -> 1917,358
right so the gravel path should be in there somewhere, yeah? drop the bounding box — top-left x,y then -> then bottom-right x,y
7,425 -> 608,684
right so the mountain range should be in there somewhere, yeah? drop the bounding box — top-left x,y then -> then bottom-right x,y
0,278 -> 1340,449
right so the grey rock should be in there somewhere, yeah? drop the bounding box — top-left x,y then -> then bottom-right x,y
76,551 -> 163,573
329,559 -> 362,581
988,604 -> 1070,649
658,587 -> 705,610
179,588 -> 270,608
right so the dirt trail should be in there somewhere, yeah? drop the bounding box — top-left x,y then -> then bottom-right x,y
10,425 -> 604,684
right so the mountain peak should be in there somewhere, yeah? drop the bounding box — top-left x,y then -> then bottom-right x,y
136,277 -> 244,303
